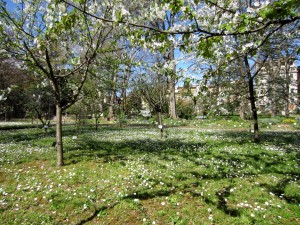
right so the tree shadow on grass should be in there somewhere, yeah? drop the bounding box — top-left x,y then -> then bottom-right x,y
4,127 -> 299,222
63,129 -> 300,177
75,181 -> 242,225
216,185 -> 241,217
75,188 -> 174,225
0,128 -> 53,143
64,128 -> 300,224
125,189 -> 175,201
0,124 -> 99,144
76,201 -> 119,225
215,130 -> 300,145
63,135 -> 208,165
259,177 -> 300,204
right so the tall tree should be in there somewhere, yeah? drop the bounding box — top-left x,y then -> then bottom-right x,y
244,54 -> 268,142
150,12 -> 178,119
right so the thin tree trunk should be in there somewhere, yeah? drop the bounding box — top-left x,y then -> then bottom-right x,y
244,56 -> 259,142
238,59 -> 247,120
107,95 -> 115,121
35,108 -> 46,128
97,91 -> 103,124
168,44 -> 177,119
249,78 -> 259,142
284,61 -> 291,117
271,97 -> 277,117
169,77 -> 177,119
4,110 -> 7,122
108,73 -> 117,121
158,111 -> 163,138
297,69 -> 300,114
121,66 -> 130,112
56,104 -> 64,166
239,100 -> 247,120
270,67 -> 277,117
95,116 -> 99,130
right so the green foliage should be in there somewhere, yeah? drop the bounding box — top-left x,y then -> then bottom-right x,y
282,118 -> 296,124
176,99 -> 195,119
124,91 -> 143,118
259,0 -> 299,20
284,183 -> 300,203
162,0 -> 184,13
197,37 -> 222,59
0,123 -> 40,130
259,117 -> 281,128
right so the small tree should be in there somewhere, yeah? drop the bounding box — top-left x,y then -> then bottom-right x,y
135,57 -> 168,137
25,84 -> 56,130
124,89 -> 142,118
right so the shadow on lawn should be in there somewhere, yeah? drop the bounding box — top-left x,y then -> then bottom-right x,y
62,129 -> 300,224
75,189 -> 174,224
259,178 -> 300,204
64,129 -> 300,171
76,201 -> 119,225
3,126 -> 299,222
64,136 -> 208,164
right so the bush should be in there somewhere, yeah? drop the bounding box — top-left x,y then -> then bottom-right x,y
0,123 -> 40,130
282,118 -> 296,124
176,100 -> 195,120
284,183 -> 300,203
259,118 -> 281,128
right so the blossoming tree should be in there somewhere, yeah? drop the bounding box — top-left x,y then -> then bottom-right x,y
0,0 -> 116,166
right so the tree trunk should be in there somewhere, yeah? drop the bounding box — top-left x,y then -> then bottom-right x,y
268,59 -> 281,117
121,66 -> 130,112
249,78 -> 259,142
271,99 -> 277,117
168,44 -> 177,119
284,95 -> 289,117
56,104 -> 64,166
169,78 -> 177,119
244,56 -> 259,143
108,73 -> 117,121
97,91 -> 103,122
95,116 -> 99,130
239,100 -> 247,120
158,111 -> 163,138
284,61 -> 291,117
107,95 -> 115,121
238,59 -> 247,120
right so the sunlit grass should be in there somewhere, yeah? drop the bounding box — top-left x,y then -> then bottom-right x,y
0,123 -> 299,224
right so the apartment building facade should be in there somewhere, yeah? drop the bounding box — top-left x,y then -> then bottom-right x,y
174,60 -> 300,117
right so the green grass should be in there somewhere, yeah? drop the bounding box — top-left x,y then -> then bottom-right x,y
0,122 -> 299,225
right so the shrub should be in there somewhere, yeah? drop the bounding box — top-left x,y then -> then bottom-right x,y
282,118 -> 296,124
176,99 -> 195,120
259,118 -> 281,128
0,123 -> 40,130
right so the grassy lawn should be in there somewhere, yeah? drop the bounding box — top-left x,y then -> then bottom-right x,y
0,120 -> 299,224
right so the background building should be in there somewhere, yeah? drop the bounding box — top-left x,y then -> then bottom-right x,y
256,60 -> 299,116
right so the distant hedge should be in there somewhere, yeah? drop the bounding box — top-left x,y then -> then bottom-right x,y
0,124 -> 41,130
